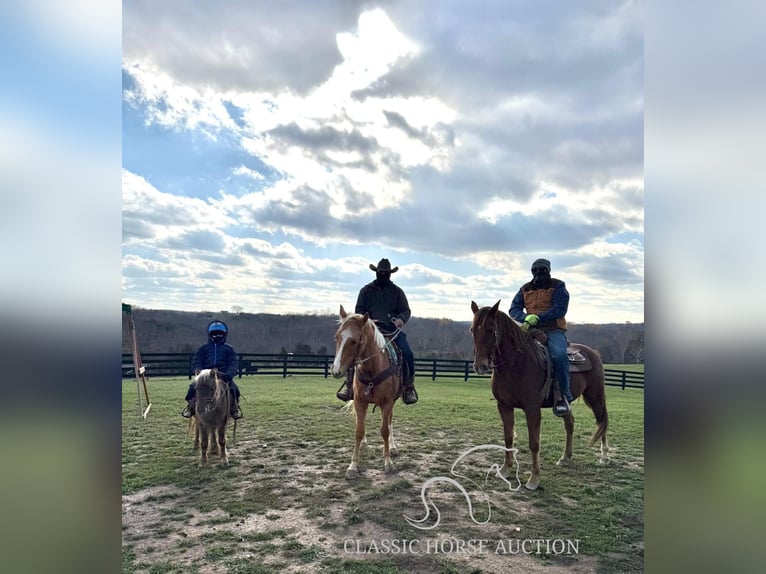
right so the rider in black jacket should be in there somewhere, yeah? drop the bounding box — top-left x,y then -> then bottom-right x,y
336,258 -> 418,405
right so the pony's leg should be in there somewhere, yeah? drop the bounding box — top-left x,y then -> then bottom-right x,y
524,408 -> 542,490
199,427 -> 209,467
218,424 -> 228,465
497,403 -> 516,478
346,400 -> 368,479
381,404 -> 395,473
557,412 -> 575,466
192,419 -> 200,451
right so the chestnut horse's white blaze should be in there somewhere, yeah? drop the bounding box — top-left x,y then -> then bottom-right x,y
332,304 -> 402,478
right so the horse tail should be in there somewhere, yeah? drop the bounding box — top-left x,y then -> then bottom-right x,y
590,407 -> 608,446
579,346 -> 608,446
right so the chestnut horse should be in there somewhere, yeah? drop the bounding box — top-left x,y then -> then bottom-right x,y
192,368 -> 230,466
470,301 -> 609,489
331,305 -> 401,479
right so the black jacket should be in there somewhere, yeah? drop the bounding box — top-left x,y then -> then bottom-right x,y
355,280 -> 411,334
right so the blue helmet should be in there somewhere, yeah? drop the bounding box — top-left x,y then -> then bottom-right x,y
207,320 -> 228,343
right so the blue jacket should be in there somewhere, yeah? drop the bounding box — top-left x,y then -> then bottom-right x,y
191,334 -> 238,381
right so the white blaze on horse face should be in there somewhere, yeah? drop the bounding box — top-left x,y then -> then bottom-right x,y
332,326 -> 353,376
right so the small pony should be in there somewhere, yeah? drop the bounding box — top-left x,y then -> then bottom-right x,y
331,305 -> 403,478
470,301 -> 609,489
191,368 -> 230,466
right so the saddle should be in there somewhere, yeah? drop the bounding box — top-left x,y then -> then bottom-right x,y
528,329 -> 592,407
356,333 -> 407,398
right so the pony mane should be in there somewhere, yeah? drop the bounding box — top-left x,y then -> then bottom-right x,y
194,369 -> 227,403
338,313 -> 386,350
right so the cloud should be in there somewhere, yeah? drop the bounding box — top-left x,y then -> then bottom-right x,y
121,3 -> 644,323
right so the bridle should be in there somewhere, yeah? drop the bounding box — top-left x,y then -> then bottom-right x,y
476,314 -> 521,371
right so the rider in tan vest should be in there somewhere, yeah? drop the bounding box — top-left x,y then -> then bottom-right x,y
509,258 -> 572,416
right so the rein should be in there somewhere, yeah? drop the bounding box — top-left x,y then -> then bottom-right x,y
351,327 -> 399,396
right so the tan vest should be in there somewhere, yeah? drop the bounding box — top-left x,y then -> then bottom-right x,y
522,285 -> 567,331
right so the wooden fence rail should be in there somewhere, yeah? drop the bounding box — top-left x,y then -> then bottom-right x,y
122,353 -> 644,389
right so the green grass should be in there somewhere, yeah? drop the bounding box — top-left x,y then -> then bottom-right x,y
123,375 -> 643,573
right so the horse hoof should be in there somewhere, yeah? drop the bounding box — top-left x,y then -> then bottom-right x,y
390,447 -> 399,457
525,478 -> 539,490
345,468 -> 358,479
384,464 -> 396,474
556,457 -> 571,467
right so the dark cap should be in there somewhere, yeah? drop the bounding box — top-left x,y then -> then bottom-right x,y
531,258 -> 551,272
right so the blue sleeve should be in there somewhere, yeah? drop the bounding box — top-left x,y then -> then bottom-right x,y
224,346 -> 239,380
509,289 -> 527,322
191,344 -> 205,373
537,282 -> 569,323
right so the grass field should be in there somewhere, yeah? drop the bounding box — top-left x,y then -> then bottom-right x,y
122,373 -> 643,573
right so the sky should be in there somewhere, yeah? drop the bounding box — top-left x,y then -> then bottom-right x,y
121,0 -> 643,324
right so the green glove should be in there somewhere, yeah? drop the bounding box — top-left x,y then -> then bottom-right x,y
524,314 -> 540,326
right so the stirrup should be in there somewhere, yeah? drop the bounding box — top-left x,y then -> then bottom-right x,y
336,381 -> 353,402
402,386 -> 418,405
553,399 -> 570,417
181,404 -> 193,418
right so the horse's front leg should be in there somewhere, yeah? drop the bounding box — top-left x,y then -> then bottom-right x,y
381,403 -> 395,473
524,408 -> 542,490
217,423 -> 229,465
346,399 -> 368,479
497,403 -> 515,478
192,419 -> 200,451
199,426 -> 209,467
557,412 -> 575,466
388,415 -> 398,457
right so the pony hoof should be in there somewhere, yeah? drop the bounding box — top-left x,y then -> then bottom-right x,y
345,468 -> 358,479
384,464 -> 396,474
525,478 -> 539,490
390,447 -> 399,457
556,457 -> 571,467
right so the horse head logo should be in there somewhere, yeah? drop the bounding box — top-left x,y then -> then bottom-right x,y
404,445 -> 522,530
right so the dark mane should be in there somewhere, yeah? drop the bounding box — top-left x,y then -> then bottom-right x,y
491,307 -> 538,360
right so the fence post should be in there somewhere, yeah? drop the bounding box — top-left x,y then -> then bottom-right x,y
431,360 -> 437,381
622,371 -> 626,390
324,355 -> 329,378
464,361 -> 469,381
188,354 -> 193,379
282,355 -> 288,378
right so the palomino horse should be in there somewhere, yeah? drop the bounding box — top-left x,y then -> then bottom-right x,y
192,368 -> 230,466
470,301 -> 609,489
331,305 -> 402,478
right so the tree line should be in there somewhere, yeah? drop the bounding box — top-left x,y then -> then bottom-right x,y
123,307 -> 644,364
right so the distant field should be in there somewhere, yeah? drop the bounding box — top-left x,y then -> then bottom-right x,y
123,375 -> 643,573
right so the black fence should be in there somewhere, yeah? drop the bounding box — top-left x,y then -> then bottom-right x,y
123,353 -> 644,389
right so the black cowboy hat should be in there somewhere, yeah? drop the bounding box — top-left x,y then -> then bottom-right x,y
369,258 -> 399,273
